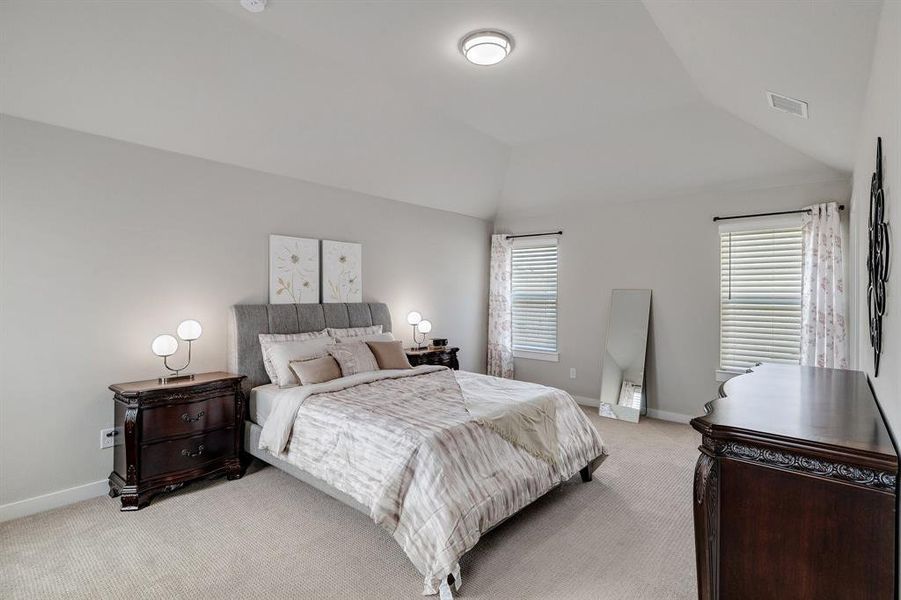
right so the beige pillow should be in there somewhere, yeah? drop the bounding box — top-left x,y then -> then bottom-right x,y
366,341 -> 413,370
327,342 -> 379,376
290,356 -> 343,386
265,337 -> 336,387
259,330 -> 328,384
326,325 -> 382,339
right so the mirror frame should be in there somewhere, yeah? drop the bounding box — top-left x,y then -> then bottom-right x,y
598,288 -> 652,423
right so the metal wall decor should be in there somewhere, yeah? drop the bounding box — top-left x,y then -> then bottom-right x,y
867,137 -> 890,376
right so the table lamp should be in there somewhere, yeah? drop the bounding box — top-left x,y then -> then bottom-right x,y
151,319 -> 202,384
407,311 -> 433,350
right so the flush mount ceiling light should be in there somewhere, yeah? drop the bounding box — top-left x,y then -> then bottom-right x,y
460,30 -> 513,66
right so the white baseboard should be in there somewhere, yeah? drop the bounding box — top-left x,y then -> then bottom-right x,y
573,395 -> 600,407
574,395 -> 693,424
646,409 -> 694,424
0,479 -> 109,523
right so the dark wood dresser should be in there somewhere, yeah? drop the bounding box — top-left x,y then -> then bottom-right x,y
691,364 -> 898,599
108,371 -> 245,510
406,347 -> 460,370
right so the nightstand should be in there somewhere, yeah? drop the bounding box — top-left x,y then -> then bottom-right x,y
406,347 -> 460,370
108,371 -> 245,510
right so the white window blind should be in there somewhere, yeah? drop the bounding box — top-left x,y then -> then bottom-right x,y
720,224 -> 802,372
512,239 -> 558,355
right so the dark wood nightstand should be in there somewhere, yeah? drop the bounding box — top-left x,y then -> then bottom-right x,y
406,347 -> 460,370
108,371 -> 245,510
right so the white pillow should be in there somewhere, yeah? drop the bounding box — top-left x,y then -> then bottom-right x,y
335,332 -> 395,343
266,337 -> 337,387
327,342 -> 380,377
258,330 -> 328,385
326,325 -> 382,339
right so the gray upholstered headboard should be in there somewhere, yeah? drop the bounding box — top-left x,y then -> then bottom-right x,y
228,302 -> 392,389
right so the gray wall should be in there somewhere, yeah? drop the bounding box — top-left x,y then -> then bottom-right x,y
0,116 -> 490,506
850,0 -> 900,456
495,178 -> 851,419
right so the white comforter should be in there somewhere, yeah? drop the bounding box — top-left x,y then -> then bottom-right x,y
259,367 -> 606,595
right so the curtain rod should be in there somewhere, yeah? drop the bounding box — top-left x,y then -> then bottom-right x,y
505,230 -> 563,240
712,205 -> 845,222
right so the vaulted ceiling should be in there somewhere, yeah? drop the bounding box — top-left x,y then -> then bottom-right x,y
0,1 -> 882,220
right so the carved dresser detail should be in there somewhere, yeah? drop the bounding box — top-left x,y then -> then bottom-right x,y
691,364 -> 898,600
109,371 -> 246,510
405,347 -> 460,370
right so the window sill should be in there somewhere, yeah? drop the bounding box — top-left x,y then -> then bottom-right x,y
514,350 -> 559,362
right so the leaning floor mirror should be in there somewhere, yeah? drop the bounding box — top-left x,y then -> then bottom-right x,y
599,289 -> 652,423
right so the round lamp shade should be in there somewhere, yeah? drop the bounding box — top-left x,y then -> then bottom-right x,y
177,319 -> 203,341
461,30 -> 512,66
417,319 -> 432,334
406,311 -> 423,326
151,334 -> 179,357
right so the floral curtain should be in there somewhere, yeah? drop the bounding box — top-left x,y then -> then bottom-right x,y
800,202 -> 849,368
488,234 -> 514,378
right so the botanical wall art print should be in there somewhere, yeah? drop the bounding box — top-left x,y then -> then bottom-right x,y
269,235 -> 320,304
322,240 -> 362,302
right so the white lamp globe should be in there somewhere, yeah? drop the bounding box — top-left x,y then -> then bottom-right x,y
407,311 -> 422,326
177,319 -> 203,341
151,334 -> 179,357
461,30 -> 513,66
417,319 -> 432,334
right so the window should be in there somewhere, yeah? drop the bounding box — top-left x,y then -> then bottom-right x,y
511,238 -> 558,361
720,221 -> 802,373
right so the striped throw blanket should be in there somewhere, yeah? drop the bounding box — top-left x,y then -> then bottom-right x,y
259,367 -> 606,595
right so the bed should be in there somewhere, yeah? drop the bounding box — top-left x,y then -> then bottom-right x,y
228,302 -> 606,597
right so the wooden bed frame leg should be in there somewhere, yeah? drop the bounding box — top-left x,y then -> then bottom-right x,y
580,465 -> 593,482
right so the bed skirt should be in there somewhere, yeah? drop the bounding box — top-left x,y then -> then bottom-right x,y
244,420 -> 369,514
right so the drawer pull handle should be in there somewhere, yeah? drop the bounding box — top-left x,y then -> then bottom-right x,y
181,411 -> 205,423
181,445 -> 205,458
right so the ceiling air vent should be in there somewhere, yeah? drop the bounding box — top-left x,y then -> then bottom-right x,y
240,0 -> 266,13
766,91 -> 808,119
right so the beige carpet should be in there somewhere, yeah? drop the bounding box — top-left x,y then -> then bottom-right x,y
1,409 -> 699,599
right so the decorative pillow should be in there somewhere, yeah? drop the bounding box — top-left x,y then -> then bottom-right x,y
366,340 -> 412,370
327,342 -> 380,377
289,356 -> 343,386
259,330 -> 329,384
335,332 -> 395,343
265,337 -> 336,387
326,325 -> 382,340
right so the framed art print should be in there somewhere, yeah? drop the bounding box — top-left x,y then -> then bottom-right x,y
322,240 -> 362,302
269,235 -> 320,303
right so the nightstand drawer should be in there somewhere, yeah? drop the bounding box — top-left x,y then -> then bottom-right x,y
141,428 -> 235,480
142,394 -> 236,442
406,347 -> 460,370
433,354 -> 456,368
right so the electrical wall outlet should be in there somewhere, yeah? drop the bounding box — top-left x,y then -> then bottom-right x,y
570,368 -> 577,379
100,427 -> 122,449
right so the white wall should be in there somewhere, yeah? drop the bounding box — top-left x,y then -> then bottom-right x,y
0,116 -> 491,511
846,3 -> 901,584
495,179 -> 851,420
850,0 -> 900,428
